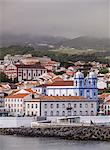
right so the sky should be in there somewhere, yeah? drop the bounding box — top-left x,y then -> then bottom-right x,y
0,0 -> 109,38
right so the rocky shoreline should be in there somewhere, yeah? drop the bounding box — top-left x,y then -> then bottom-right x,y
0,126 -> 110,141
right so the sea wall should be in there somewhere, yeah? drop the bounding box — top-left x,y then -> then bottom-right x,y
0,126 -> 110,141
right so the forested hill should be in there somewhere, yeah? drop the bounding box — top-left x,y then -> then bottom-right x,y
0,45 -> 110,64
0,34 -> 110,50
57,36 -> 110,50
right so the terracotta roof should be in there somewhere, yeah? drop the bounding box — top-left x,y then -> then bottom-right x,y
106,99 -> 110,103
39,96 -> 89,102
5,93 -> 29,98
46,80 -> 74,86
24,88 -> 37,94
98,93 -> 110,99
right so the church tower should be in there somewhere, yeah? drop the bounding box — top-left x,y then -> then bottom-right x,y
74,71 -> 84,96
85,71 -> 98,99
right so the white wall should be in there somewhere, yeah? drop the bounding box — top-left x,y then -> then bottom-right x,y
0,117 -> 35,128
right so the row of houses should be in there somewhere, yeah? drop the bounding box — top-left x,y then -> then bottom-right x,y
0,71 -> 98,118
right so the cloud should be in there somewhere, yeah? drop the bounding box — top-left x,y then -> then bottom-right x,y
0,0 -> 109,38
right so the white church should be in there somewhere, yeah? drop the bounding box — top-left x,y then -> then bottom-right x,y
34,71 -> 98,101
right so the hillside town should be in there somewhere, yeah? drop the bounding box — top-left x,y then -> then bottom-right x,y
0,54 -> 110,127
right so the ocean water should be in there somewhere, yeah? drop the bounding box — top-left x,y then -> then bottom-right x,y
0,135 -> 110,150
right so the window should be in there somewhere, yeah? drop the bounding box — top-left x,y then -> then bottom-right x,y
28,73 -> 31,76
62,104 -> 65,108
74,104 -> 76,108
68,111 -> 71,116
62,111 -> 65,116
74,111 -> 76,115
91,103 -> 94,108
50,111 -> 53,116
76,81 -> 77,86
44,111 -> 47,116
50,104 -> 53,109
80,80 -> 82,86
44,104 -> 47,109
94,92 -> 96,96
85,103 -> 88,108
32,104 -> 33,108
24,73 -> 26,76
94,81 -> 95,86
85,111 -> 88,115
91,111 -> 94,116
56,111 -> 59,116
68,103 -> 71,107
80,104 -> 82,108
36,104 -> 37,108
80,91 -> 83,96
31,111 -> 34,116
80,111 -> 82,115
28,104 -> 29,108
56,104 -> 59,108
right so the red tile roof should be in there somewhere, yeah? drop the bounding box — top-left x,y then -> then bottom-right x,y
46,80 -> 74,86
39,96 -> 88,102
98,93 -> 110,99
5,93 -> 29,98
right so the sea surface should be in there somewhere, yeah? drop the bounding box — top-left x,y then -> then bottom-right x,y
0,135 -> 110,150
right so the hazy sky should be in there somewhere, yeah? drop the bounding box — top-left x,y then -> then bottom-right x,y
0,0 -> 109,38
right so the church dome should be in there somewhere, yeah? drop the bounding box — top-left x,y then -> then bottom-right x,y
89,71 -> 97,78
75,71 -> 84,78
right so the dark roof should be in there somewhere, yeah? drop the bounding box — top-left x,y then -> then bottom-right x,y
16,64 -> 46,69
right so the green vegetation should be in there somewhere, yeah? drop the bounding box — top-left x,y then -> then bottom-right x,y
54,71 -> 65,75
0,72 -> 9,82
0,72 -> 18,83
0,45 -> 110,65
99,68 -> 109,74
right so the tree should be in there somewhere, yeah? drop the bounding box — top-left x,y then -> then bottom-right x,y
0,72 -> 9,82
99,68 -> 109,74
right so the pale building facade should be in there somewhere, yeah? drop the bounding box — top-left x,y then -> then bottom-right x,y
16,64 -> 47,82
34,71 -> 98,100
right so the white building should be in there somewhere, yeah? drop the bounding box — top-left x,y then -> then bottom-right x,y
5,89 -> 37,116
24,96 -> 97,117
16,64 -> 47,82
34,71 -> 98,100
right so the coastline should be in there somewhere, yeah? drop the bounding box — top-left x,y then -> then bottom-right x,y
0,125 -> 110,141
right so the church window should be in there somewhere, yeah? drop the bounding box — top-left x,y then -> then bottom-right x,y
94,81 -> 95,86
80,80 -> 82,86
80,91 -> 83,96
76,81 -> 77,86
